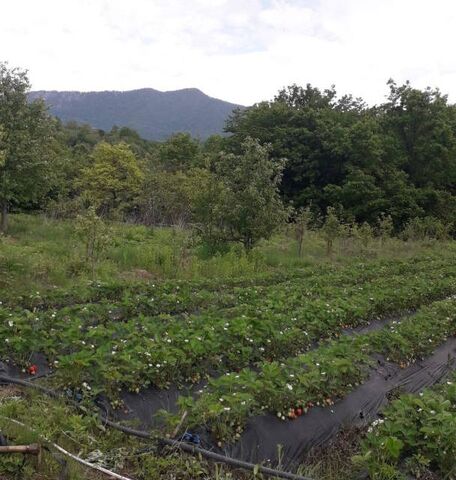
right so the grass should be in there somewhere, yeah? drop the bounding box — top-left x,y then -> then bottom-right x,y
1,213 -> 452,298
0,214 -> 267,296
0,387 -> 245,480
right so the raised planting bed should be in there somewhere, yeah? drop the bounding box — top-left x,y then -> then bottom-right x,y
227,337 -> 456,468
177,297 -> 456,446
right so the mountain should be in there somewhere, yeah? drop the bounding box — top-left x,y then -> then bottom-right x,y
28,88 -> 243,140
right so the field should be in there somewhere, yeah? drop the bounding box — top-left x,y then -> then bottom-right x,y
0,214 -> 456,480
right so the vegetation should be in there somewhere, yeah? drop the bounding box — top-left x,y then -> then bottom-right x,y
1,62 -> 455,245
226,82 -> 456,232
1,61 -> 456,480
178,295 -> 456,442
356,374 -> 456,479
81,141 -> 144,218
0,63 -> 56,233
195,137 -> 289,251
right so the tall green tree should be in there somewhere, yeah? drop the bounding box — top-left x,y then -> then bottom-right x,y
0,62 -> 55,232
225,81 -> 456,230
225,85 -> 374,209
382,80 -> 456,189
195,137 -> 289,250
81,141 -> 144,218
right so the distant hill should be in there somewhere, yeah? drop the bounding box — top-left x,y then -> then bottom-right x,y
28,88 -> 243,140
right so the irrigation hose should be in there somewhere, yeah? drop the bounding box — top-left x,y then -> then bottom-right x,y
0,375 -> 313,480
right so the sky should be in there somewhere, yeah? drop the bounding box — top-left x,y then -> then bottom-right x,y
2,0 -> 456,106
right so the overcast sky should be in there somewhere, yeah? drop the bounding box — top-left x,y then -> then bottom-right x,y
2,0 -> 456,106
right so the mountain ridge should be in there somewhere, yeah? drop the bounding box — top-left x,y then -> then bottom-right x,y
28,87 -> 243,140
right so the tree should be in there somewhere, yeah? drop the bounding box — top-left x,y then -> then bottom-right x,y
383,80 -> 456,190
225,84 -> 377,211
0,62 -> 55,233
195,137 -> 289,250
193,172 -> 229,252
81,142 -> 144,218
140,168 -> 210,226
158,133 -> 201,171
378,213 -> 394,245
321,207 -> 342,256
294,206 -> 313,257
275,83 -> 337,109
224,81 -> 456,230
75,207 -> 111,278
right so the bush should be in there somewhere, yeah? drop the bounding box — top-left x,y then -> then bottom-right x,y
401,216 -> 452,241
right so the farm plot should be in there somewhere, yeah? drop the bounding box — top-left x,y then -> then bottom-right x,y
1,254 -> 455,394
1,251 -> 456,473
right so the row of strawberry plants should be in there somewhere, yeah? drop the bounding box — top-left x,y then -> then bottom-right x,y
6,251 -> 453,319
355,373 -> 456,479
6,267 -> 314,311
176,296 -> 456,443
2,264 -> 456,399
12,253 -> 456,351
27,254 -> 456,345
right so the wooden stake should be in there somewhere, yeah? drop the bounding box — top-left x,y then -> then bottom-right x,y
172,410 -> 188,438
0,444 -> 40,455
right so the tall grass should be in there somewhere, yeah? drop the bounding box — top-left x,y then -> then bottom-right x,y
1,213 -> 455,298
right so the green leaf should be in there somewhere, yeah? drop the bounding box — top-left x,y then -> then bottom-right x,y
384,436 -> 404,460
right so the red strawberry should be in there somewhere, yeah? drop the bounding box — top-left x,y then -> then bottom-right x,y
28,364 -> 38,375
295,407 -> 303,416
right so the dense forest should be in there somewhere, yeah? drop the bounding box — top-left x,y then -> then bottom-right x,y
1,62 -> 455,247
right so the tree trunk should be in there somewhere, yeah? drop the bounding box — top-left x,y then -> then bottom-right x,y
0,202 -> 8,234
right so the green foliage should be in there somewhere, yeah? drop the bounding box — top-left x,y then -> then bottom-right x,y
226,81 -> 456,230
6,66 -> 456,239
321,207 -> 342,255
180,296 -> 456,443
75,207 -> 111,277
356,375 -> 456,479
0,62 -> 57,233
293,206 -> 313,257
356,222 -> 374,249
378,213 -> 394,244
140,168 -> 209,226
2,243 -> 456,417
401,216 -> 452,241
195,137 -> 290,250
158,132 -> 201,170
81,141 -> 144,218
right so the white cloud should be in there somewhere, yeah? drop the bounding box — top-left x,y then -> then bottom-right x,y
1,0 -> 456,106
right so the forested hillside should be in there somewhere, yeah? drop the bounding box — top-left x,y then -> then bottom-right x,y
28,88 -> 242,140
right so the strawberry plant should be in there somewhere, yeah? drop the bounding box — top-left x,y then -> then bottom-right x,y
355,375 -> 456,479
179,297 -> 456,442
